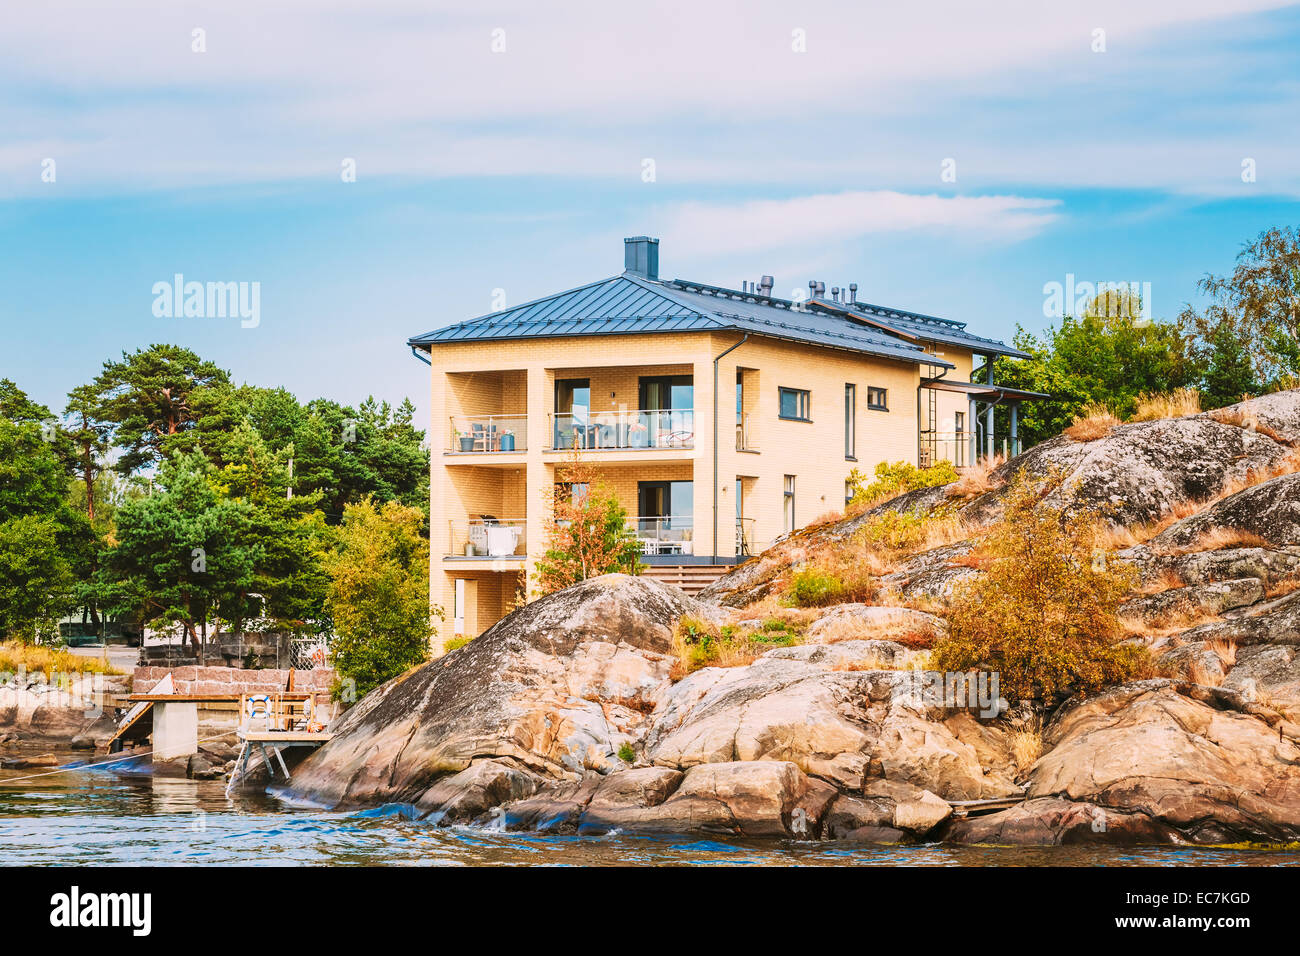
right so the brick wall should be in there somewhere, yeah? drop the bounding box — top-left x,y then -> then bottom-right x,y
133,665 -> 336,704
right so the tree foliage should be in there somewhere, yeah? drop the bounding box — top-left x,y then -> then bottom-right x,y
930,471 -> 1146,702
535,455 -> 643,594
323,499 -> 434,698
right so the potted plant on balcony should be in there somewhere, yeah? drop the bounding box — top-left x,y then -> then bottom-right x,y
499,428 -> 516,451
453,427 -> 475,452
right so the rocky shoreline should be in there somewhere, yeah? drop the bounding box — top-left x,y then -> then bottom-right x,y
255,392 -> 1300,844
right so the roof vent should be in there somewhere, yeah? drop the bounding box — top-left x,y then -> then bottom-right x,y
623,236 -> 659,280
759,275 -> 773,297
849,282 -> 858,305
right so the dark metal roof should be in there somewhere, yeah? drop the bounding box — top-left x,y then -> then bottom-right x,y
842,299 -> 1031,359
409,273 -> 956,368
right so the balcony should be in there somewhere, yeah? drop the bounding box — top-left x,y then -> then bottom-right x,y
628,515 -> 694,556
448,518 -> 527,559
550,409 -> 694,451
448,415 -> 527,454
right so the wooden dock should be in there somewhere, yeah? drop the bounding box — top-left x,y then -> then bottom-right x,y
224,693 -> 334,794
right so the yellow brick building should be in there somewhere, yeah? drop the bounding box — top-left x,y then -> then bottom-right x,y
409,237 -> 1041,640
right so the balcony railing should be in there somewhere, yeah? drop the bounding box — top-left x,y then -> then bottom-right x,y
736,517 -> 756,556
449,415 -> 527,453
627,515 -> 694,556
448,518 -> 526,558
551,409 -> 694,451
736,414 -> 756,451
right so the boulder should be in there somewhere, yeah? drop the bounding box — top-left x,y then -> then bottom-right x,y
1149,473 -> 1300,551
1027,682 -> 1300,843
416,759 -> 541,823
946,797 -> 1184,845
1121,578 -> 1264,626
289,575 -> 719,807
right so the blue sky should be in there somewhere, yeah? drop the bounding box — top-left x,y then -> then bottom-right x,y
3,0 -> 1299,434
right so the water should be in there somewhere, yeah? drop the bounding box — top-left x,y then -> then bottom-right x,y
2,754 -> 1298,866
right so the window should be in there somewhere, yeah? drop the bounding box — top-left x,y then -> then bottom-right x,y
845,479 -> 854,507
844,384 -> 856,459
867,386 -> 888,410
783,475 -> 796,533
778,387 -> 811,421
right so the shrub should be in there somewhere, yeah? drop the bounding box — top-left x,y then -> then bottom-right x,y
617,742 -> 636,763
847,460 -> 958,508
535,453 -> 643,595
930,470 -> 1148,702
443,636 -> 471,652
671,614 -> 805,678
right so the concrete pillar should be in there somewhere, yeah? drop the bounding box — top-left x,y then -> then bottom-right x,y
985,355 -> 996,460
693,351 -> 717,561
152,701 -> 198,761
524,366 -> 551,596
968,396 -> 979,465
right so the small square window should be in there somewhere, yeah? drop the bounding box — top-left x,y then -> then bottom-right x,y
867,387 -> 888,410
778,387 -> 811,421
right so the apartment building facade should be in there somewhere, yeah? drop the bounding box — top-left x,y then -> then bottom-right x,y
408,237 -> 1042,639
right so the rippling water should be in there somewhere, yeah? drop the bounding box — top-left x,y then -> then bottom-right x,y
2,755 -> 1298,866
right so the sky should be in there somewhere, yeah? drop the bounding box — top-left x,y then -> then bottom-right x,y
2,0 -> 1299,436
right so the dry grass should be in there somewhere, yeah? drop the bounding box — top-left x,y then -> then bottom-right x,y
1008,718 -> 1043,775
811,612 -> 944,647
1138,567 -> 1187,595
1209,402 -> 1291,445
1186,656 -> 1224,687
946,456 -> 1006,499
830,649 -> 927,672
806,510 -> 844,529
1064,403 -> 1122,442
1130,388 -> 1202,422
0,641 -> 122,677
1208,637 -> 1237,669
1264,575 -> 1300,600
1163,527 -> 1273,556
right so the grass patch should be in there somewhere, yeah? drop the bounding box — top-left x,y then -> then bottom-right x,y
1064,403 -> 1121,442
0,641 -> 121,677
670,615 -> 805,679
1130,388 -> 1202,422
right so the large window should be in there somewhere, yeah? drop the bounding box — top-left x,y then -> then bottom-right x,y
844,384 -> 856,459
779,387 -> 811,421
554,378 -> 591,449
867,386 -> 888,411
783,475 -> 796,532
639,375 -> 693,411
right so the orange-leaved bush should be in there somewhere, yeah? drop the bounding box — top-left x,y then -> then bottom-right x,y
930,470 -> 1147,702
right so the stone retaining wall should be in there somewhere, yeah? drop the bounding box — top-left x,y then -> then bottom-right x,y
133,665 -> 336,704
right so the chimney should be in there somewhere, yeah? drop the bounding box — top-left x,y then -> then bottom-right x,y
623,236 -> 659,280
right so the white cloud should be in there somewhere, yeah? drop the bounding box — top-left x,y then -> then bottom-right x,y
0,0 -> 1296,196
655,191 -> 1063,259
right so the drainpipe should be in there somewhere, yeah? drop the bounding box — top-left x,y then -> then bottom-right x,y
409,345 -> 431,366
712,333 -> 750,565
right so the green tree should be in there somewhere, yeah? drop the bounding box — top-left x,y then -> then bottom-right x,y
102,452 -> 259,656
1196,320 -> 1262,410
1179,225 -> 1300,389
535,456 -> 643,594
0,417 -> 80,640
323,499 -> 435,699
91,344 -> 231,473
992,300 -> 1197,447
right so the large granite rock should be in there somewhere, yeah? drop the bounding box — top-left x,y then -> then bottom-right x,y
289,574 -> 721,807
